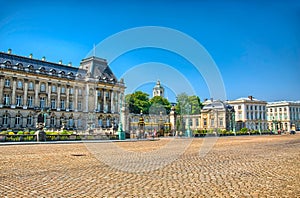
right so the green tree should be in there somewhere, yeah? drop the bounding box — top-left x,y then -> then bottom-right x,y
149,96 -> 172,115
125,91 -> 150,114
175,93 -> 203,115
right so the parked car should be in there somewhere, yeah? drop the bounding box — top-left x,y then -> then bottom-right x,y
290,130 -> 296,135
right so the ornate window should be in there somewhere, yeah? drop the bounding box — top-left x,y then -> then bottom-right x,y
69,88 -> 74,95
3,114 -> 9,125
17,80 -> 23,89
69,100 -> 73,110
60,100 -> 65,109
16,95 -> 22,106
28,82 -> 34,90
4,79 -> 10,87
51,85 -> 57,92
27,115 -> 33,126
61,86 -> 66,94
4,94 -> 10,105
15,114 -> 21,125
51,99 -> 56,109
40,97 -> 46,108
27,96 -> 33,107
78,88 -> 82,96
40,83 -> 46,92
77,100 -> 82,111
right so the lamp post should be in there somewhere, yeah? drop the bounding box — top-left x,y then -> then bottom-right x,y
138,110 -> 145,139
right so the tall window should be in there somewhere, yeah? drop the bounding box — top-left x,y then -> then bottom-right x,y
69,100 -> 73,110
17,80 -> 23,89
61,86 -> 66,94
98,118 -> 102,127
27,115 -> 33,126
28,82 -> 34,90
16,95 -> 22,106
78,100 -> 82,111
219,118 -> 223,127
40,83 -> 46,92
51,85 -> 57,92
4,79 -> 10,87
211,119 -> 214,127
78,88 -> 82,96
51,99 -> 56,109
60,100 -> 65,109
15,114 -> 21,125
50,116 -> 55,126
27,96 -> 33,107
69,118 -> 74,127
203,118 -> 207,126
69,88 -> 74,95
40,97 -> 45,108
3,114 -> 9,125
4,94 -> 10,105
196,118 -> 199,126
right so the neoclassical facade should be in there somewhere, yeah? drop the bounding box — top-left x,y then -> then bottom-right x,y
0,50 -> 125,133
227,96 -> 268,131
266,101 -> 300,132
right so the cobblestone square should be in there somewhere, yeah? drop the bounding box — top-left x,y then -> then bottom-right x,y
0,134 -> 299,197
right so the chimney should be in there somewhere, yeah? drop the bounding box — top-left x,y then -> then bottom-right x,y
42,56 -> 46,61
7,48 -> 12,54
29,53 -> 33,58
248,96 -> 253,100
68,62 -> 72,66
58,60 -> 62,64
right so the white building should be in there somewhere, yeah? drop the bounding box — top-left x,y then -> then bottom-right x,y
266,101 -> 300,132
152,80 -> 164,98
228,96 -> 268,131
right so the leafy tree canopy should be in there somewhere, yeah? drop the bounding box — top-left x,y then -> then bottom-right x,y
149,96 -> 172,115
175,93 -> 203,115
125,91 -> 150,114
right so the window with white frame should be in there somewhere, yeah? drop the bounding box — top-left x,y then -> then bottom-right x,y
69,100 -> 73,110
78,100 -> 82,111
40,83 -> 46,92
27,96 -> 33,107
17,80 -> 23,89
4,94 -> 10,105
4,79 -> 10,87
15,114 -> 21,125
40,97 -> 45,108
51,85 -> 56,92
16,95 -> 22,106
3,114 -> 9,125
60,100 -> 65,109
27,115 -> 33,125
69,88 -> 74,95
28,82 -> 34,90
61,86 -> 66,94
51,99 -> 56,109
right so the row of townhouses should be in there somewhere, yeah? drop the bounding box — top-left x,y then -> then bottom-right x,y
0,49 -> 299,133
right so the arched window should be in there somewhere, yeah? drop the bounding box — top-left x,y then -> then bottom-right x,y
106,118 -> 110,127
27,115 -> 33,126
3,114 -> 9,125
51,85 -> 56,92
17,80 -> 23,89
69,117 -> 74,127
28,82 -> 34,90
61,86 -> 65,94
4,79 -> 10,87
15,114 -> 22,125
98,118 -> 102,127
40,83 -> 46,92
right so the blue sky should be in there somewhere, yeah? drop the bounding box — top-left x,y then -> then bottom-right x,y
1,0 -> 299,102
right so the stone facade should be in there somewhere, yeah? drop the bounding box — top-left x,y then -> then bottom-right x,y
266,101 -> 300,132
0,50 -> 125,133
227,96 -> 268,131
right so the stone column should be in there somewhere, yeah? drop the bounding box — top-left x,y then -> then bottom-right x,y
23,79 -> 28,108
57,84 -> 61,110
74,86 -> 78,111
0,75 -> 5,105
34,80 -> 39,107
11,77 -> 17,106
66,85 -> 70,111
95,89 -> 98,110
110,90 -> 114,113
103,90 -> 107,113
47,82 -> 52,107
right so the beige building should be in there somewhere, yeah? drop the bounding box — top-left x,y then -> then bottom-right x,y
227,96 -> 268,131
0,50 -> 125,133
266,101 -> 300,132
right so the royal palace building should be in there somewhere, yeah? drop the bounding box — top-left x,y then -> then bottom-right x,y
0,49 -> 125,133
